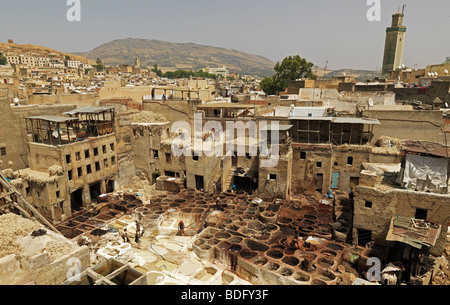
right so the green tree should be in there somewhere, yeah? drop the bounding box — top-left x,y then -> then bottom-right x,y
260,55 -> 315,95
0,53 -> 7,66
152,64 -> 163,77
162,69 -> 217,80
93,58 -> 105,72
260,75 -> 286,96
274,55 -> 314,80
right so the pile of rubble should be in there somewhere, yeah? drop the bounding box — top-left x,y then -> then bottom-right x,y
432,246 -> 450,285
0,213 -> 42,258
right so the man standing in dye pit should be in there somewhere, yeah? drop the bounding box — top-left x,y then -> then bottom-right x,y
229,246 -> 239,271
135,220 -> 141,243
121,227 -> 130,243
178,220 -> 186,236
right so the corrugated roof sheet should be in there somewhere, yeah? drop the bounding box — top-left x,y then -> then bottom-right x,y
333,117 -> 381,125
402,140 -> 450,158
63,106 -> 115,115
25,115 -> 79,123
289,117 -> 381,125
290,116 -> 333,121
260,124 -> 293,131
386,215 -> 441,249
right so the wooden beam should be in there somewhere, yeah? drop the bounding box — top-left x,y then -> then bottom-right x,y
329,121 -> 332,144
349,124 -> 353,145
67,123 -> 71,144
318,120 -> 321,143
307,120 -> 310,143
48,122 -> 53,146
57,123 -> 62,146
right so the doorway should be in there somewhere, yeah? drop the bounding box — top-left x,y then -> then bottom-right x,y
316,173 -> 323,192
350,177 -> 360,189
232,153 -> 238,167
89,182 -> 102,203
70,189 -> 83,212
357,228 -> 372,247
234,176 -> 258,192
106,180 -> 114,193
195,175 -> 204,191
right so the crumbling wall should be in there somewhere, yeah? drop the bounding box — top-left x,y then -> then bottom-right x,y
186,151 -> 223,192
114,111 -> 137,187
27,142 -> 63,172
291,145 -> 332,194
394,191 -> 450,256
16,168 -> 70,223
143,99 -> 198,128
333,147 -> 372,191
353,186 -> 397,246
130,117 -> 173,182
354,185 -> 450,256
27,92 -> 100,107
258,151 -> 292,199
363,109 -> 445,145
291,144 -> 378,194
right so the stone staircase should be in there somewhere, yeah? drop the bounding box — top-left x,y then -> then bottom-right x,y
224,167 -> 236,192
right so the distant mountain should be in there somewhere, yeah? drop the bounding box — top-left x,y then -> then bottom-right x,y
76,38 -> 276,77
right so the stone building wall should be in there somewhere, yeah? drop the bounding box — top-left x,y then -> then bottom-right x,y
354,185 -> 450,256
290,144 -> 398,195
363,109 -> 445,145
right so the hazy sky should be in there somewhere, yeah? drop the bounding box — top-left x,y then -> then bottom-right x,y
1,0 -> 449,70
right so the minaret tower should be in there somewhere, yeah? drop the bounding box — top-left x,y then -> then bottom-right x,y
381,5 -> 407,77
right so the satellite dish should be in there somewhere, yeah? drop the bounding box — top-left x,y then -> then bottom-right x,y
13,97 -> 19,104
428,72 -> 431,76
368,98 -> 374,107
445,69 -> 449,74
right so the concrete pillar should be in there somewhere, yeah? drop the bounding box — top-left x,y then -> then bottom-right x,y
82,183 -> 91,206
100,180 -> 107,194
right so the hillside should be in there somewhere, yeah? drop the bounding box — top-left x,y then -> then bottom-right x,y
0,42 -> 94,64
76,38 -> 276,77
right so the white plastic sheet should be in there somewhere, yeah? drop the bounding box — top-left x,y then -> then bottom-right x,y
402,154 -> 448,193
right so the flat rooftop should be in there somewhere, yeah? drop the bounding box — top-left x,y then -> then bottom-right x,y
63,106 -> 115,115
289,116 -> 381,125
196,103 -> 261,109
